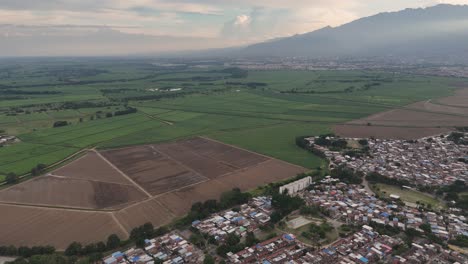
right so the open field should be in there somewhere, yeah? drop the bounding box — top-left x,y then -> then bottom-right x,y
0,175 -> 147,210
0,204 -> 127,250
52,152 -> 133,184
334,88 -> 468,139
373,184 -> 443,209
0,137 -> 306,248
101,145 -> 208,195
1,64 -> 464,176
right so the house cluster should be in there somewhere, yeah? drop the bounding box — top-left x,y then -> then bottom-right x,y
447,211 -> 468,238
309,135 -> 468,186
0,135 -> 16,146
227,233 -> 310,263
397,240 -> 468,264
299,180 -> 468,241
103,232 -> 204,264
192,196 -> 273,241
306,226 -> 401,264
299,182 -> 408,229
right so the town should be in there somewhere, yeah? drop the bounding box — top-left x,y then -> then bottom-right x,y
104,172 -> 467,263
307,133 -> 468,186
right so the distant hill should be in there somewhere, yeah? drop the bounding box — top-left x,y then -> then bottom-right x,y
239,4 -> 468,62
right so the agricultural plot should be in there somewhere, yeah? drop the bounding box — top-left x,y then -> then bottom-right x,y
334,88 -> 468,139
101,145 -> 208,195
0,204 -> 127,251
0,137 -> 306,247
0,175 -> 146,209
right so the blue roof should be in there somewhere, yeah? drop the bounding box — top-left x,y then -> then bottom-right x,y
112,252 -> 124,258
284,234 -> 295,241
192,220 -> 201,225
262,260 -> 271,264
359,257 -> 369,263
380,212 -> 390,217
323,249 -> 335,255
132,256 -> 140,262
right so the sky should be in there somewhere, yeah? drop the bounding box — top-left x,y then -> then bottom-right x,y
1,0 -> 468,56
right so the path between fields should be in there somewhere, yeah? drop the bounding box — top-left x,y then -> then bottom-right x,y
111,212 -> 130,237
92,150 -> 153,198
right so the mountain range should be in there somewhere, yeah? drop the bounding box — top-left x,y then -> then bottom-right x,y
236,4 -> 468,62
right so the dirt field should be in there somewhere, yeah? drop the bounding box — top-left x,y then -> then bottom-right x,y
101,145 -> 208,195
53,152 -> 133,185
114,199 -> 175,232
0,136 -> 306,248
156,180 -> 234,217
0,175 -> 147,209
154,142 -> 236,179
334,88 -> 468,139
0,204 -> 127,250
217,159 -> 307,191
181,137 -> 269,168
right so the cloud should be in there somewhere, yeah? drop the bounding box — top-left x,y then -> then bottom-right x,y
234,15 -> 251,26
1,0 -> 468,55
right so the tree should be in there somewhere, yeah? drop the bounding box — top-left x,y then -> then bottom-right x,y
52,121 -> 68,128
106,234 -> 121,250
64,242 -> 82,256
5,172 -> 19,184
245,232 -> 258,247
203,255 -> 215,264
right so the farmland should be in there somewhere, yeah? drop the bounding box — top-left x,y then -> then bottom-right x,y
0,58 -> 467,250
0,137 -> 305,249
1,60 -> 465,179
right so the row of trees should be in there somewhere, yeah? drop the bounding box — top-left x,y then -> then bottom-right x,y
4,163 -> 46,185
177,188 -> 251,227
0,245 -> 55,258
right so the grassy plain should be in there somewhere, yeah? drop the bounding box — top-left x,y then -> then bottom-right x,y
374,184 -> 443,209
0,61 -> 461,177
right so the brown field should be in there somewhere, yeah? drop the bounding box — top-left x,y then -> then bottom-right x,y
156,180 -> 234,217
0,137 -> 305,248
217,159 -> 307,191
114,199 -> 175,232
101,145 -> 208,195
0,204 -> 127,250
154,142 -> 236,178
0,175 -> 147,209
334,88 -> 468,139
53,152 -> 132,185
181,137 -> 269,168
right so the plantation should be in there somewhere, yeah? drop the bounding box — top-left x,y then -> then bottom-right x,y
0,59 -> 461,178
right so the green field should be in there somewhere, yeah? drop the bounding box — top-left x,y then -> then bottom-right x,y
374,184 -> 444,209
0,60 -> 462,177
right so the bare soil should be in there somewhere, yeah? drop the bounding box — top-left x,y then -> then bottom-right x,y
0,204 -> 127,250
0,175 -> 147,209
101,145 -> 208,195
53,152 -> 132,185
334,88 -> 468,139
217,160 -> 307,191
114,199 -> 174,232
0,137 -> 306,248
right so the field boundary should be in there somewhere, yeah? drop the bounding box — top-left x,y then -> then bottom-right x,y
92,150 -> 153,198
